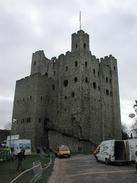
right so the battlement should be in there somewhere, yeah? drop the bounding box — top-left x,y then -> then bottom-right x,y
100,54 -> 117,69
71,29 -> 90,52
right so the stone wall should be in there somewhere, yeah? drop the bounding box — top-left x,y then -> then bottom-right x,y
12,73 -> 50,150
48,130 -> 95,152
12,29 -> 121,152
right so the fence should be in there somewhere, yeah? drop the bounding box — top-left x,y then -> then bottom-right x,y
10,154 -> 52,183
0,148 -> 10,162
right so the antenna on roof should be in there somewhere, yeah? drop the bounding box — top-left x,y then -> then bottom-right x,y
79,11 -> 82,30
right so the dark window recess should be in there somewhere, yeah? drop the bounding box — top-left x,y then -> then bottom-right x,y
52,84 -> 55,90
71,92 -> 75,97
114,66 -> 116,70
75,61 -> 78,67
85,62 -> 87,67
39,118 -> 41,123
45,72 -> 48,77
44,118 -> 49,128
93,69 -> 95,75
30,96 -> 32,100
27,118 -> 31,123
72,116 -> 76,121
98,72 -> 99,76
83,43 -> 86,48
64,96 -> 67,100
40,96 -> 43,101
106,77 -> 108,83
110,79 -> 112,84
23,98 -> 25,101
85,77 -> 88,83
98,86 -> 100,91
64,80 -> 68,87
74,77 -> 78,82
21,119 -> 24,124
53,71 -> 56,76
93,82 -> 96,89
33,61 -> 36,66
106,89 -> 109,96
110,91 -> 112,96
76,44 -> 77,48
66,66 -> 68,71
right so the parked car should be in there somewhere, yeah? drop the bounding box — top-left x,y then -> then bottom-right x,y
55,145 -> 71,158
95,140 -> 131,165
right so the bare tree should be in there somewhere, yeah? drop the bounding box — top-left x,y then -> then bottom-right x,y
130,118 -> 137,137
4,122 -> 11,130
121,123 -> 129,140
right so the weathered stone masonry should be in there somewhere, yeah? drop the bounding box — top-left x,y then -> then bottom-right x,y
12,29 -> 121,151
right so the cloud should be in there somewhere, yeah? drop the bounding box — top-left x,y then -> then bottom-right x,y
0,98 -> 13,129
0,0 -> 137,128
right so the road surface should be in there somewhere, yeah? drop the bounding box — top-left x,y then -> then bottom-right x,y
48,154 -> 137,183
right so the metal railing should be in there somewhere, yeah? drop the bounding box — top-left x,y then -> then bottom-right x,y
10,154 -> 52,183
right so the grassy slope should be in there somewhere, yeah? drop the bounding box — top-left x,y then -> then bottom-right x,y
0,154 -> 50,183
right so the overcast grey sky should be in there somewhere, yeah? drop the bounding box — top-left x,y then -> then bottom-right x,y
0,0 -> 137,129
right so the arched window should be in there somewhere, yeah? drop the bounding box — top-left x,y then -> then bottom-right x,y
83,43 -> 86,48
93,69 -> 95,75
85,77 -> 88,83
64,80 -> 68,87
93,82 -> 96,89
71,92 -> 75,97
74,77 -> 78,82
52,84 -> 55,90
110,91 -> 112,96
75,61 -> 78,67
45,72 -> 48,77
106,89 -> 109,96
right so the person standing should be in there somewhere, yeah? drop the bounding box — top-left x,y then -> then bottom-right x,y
16,149 -> 25,171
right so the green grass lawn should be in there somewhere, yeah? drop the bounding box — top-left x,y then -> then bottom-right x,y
0,154 -> 51,183
37,155 -> 55,183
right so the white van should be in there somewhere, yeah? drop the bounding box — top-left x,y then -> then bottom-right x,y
135,143 -> 137,170
96,140 -> 130,164
128,139 -> 137,163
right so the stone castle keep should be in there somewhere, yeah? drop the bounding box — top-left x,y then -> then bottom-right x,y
12,29 -> 121,151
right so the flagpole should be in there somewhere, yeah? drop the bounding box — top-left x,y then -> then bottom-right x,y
79,11 -> 81,30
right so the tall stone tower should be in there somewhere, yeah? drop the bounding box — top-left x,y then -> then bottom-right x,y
12,29 -> 121,151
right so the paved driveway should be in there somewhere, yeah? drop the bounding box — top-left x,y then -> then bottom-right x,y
48,154 -> 137,183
